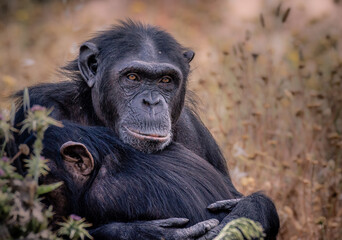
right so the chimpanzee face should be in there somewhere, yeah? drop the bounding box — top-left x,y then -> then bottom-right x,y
111,56 -> 183,152
77,22 -> 194,153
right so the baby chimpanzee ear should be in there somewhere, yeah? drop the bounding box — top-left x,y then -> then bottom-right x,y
60,141 -> 94,176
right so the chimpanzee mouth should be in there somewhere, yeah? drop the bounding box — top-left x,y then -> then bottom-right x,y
124,127 -> 170,142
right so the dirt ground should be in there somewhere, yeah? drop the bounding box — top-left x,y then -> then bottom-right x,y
0,0 -> 341,239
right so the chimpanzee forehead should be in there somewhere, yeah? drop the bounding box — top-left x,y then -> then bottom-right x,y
121,38 -> 179,62
139,37 -> 159,59
100,36 -> 184,65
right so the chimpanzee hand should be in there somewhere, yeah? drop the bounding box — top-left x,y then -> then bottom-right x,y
90,217 -> 219,240
198,192 -> 279,240
197,198 -> 242,240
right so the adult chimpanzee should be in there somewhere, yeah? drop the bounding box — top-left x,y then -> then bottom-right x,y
12,21 -> 279,239
14,20 -> 227,173
37,122 -> 278,240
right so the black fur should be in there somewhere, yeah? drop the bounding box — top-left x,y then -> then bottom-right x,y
41,122 -> 231,226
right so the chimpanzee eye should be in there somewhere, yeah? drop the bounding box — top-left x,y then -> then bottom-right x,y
160,76 -> 172,83
127,73 -> 140,81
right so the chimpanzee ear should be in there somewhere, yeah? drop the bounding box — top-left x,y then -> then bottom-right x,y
60,141 -> 94,176
78,42 -> 99,88
183,50 -> 195,63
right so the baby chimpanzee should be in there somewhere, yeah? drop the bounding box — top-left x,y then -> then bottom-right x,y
39,122 -> 240,240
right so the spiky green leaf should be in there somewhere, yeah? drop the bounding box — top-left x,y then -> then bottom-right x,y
37,182 -> 63,195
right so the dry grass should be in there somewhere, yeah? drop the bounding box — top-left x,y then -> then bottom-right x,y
0,0 -> 341,239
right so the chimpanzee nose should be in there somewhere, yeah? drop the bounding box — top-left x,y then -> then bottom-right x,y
143,97 -> 160,106
142,92 -> 161,106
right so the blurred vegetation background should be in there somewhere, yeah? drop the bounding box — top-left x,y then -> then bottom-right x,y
0,0 -> 341,239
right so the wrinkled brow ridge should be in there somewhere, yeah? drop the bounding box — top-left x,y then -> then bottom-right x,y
118,61 -> 183,79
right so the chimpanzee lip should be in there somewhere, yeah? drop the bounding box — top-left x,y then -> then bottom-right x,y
124,126 -> 169,142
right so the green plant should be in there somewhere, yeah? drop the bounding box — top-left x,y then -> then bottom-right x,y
214,218 -> 265,240
58,215 -> 92,240
0,89 -> 93,240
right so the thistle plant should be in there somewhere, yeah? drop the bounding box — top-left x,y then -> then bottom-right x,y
19,88 -> 63,182
58,215 -> 93,240
0,88 -> 92,240
0,105 -> 17,158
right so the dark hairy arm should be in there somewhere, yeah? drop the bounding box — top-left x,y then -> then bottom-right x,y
174,109 -> 279,239
89,218 -> 219,240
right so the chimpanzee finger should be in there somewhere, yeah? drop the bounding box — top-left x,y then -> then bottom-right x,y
176,219 -> 219,239
153,218 -> 189,228
207,198 -> 242,212
196,228 -> 221,240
